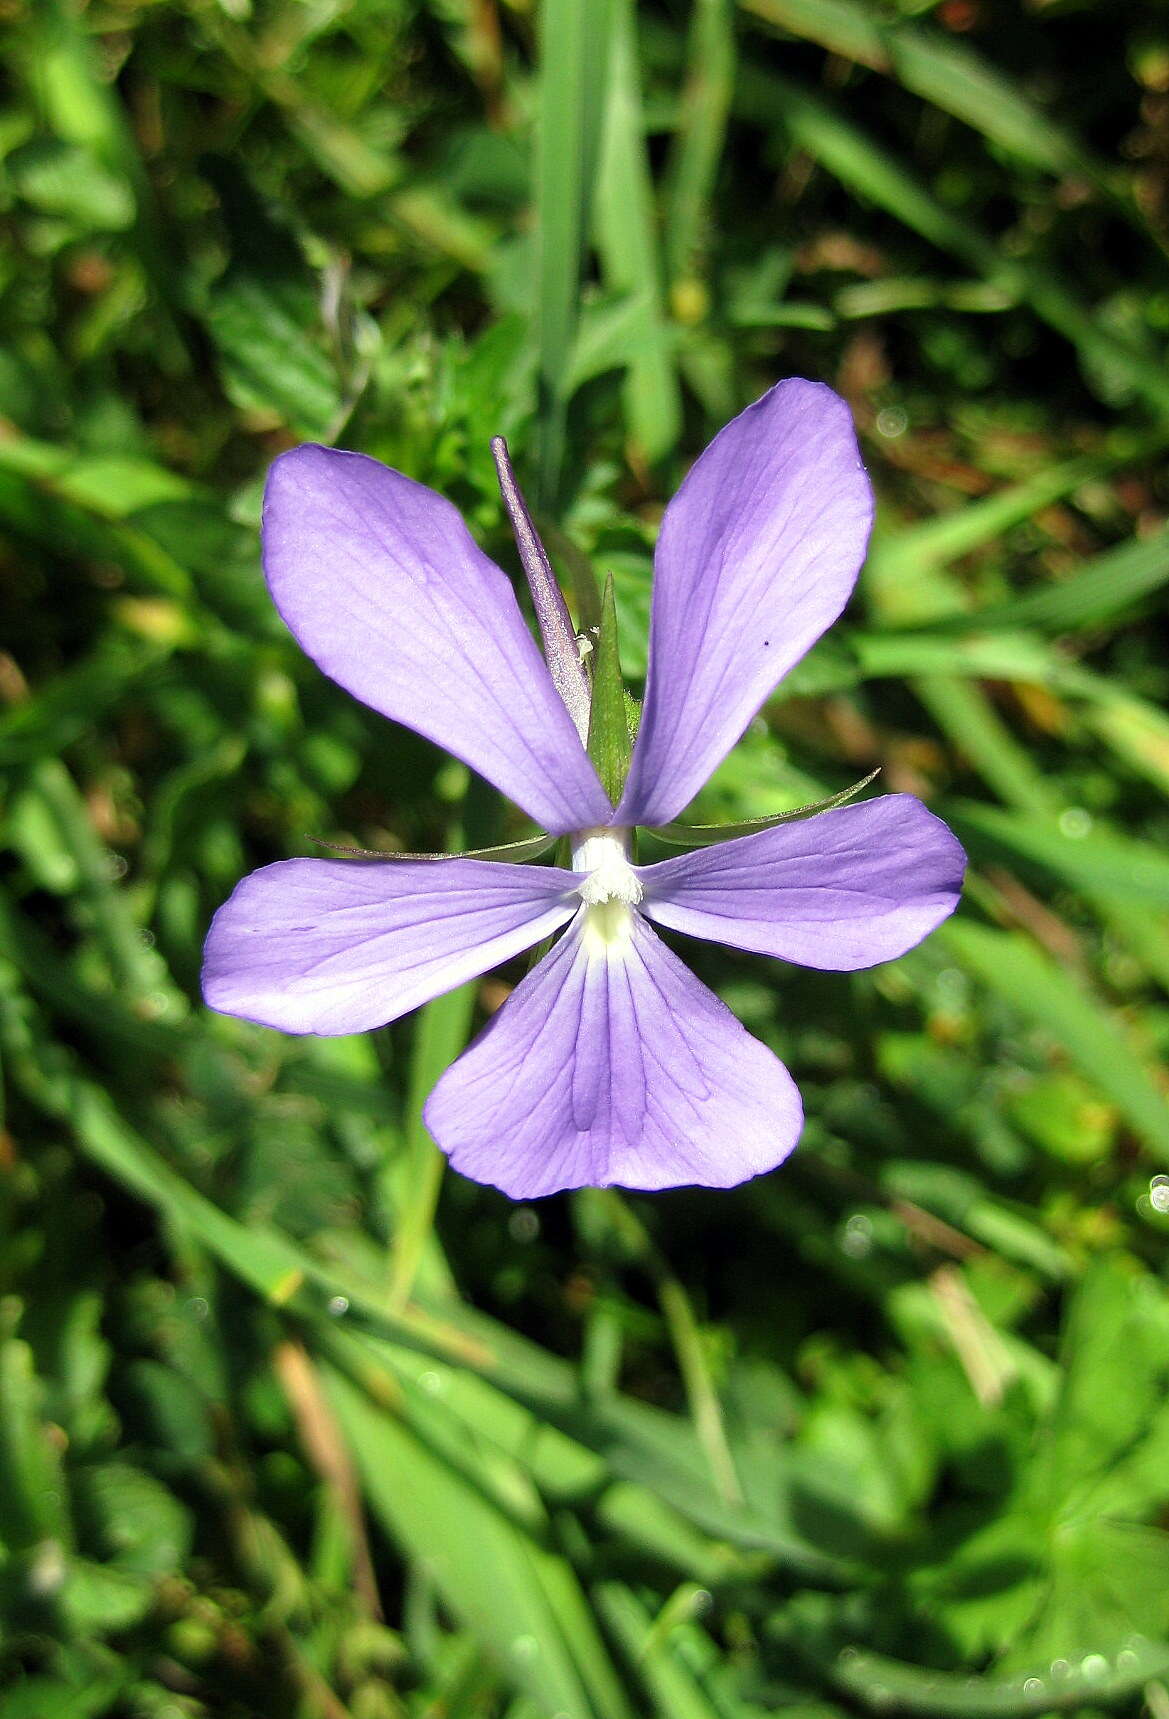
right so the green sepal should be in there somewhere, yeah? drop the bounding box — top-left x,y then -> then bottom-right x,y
306,832 -> 556,863
586,573 -> 633,805
647,769 -> 882,849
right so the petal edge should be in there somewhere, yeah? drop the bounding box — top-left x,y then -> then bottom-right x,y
264,446 -> 611,833
640,795 -> 965,969
425,913 -> 803,1196
202,856 -> 578,1035
618,380 -> 873,826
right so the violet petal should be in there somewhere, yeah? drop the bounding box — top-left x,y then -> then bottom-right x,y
639,795 -> 966,969
424,912 -> 803,1197
202,856 -> 578,1035
263,446 -> 611,834
617,380 -> 874,827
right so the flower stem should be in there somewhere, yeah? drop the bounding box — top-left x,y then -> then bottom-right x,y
386,772 -> 501,1311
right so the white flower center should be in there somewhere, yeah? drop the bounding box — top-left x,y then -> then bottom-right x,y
573,828 -> 642,906
572,827 -> 641,953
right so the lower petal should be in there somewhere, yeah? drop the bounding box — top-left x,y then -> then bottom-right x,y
202,857 -> 577,1035
424,913 -> 802,1198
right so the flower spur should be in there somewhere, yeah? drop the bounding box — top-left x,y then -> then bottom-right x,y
202,379 -> 965,1198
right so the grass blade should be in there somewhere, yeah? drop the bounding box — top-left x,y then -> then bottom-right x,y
594,0 -> 682,463
942,921 -> 1169,1163
739,0 -> 1117,188
534,0 -> 614,501
663,0 -> 737,297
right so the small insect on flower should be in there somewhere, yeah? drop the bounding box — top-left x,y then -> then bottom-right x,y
203,380 -> 965,1198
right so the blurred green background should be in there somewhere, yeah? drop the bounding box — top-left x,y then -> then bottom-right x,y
3,0 -> 1169,1715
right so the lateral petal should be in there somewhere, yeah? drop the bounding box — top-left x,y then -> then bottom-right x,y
617,380 -> 874,827
424,914 -> 802,1197
202,857 -> 578,1035
640,795 -> 965,969
263,446 -> 611,834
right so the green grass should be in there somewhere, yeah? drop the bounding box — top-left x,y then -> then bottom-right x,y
3,2 -> 1169,1715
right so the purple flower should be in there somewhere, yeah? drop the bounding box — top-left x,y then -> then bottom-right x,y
203,380 -> 964,1198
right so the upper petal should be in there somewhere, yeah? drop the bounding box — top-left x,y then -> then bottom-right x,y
617,380 -> 874,827
263,447 -> 611,834
202,856 -> 578,1035
424,912 -> 802,1197
639,795 -> 965,969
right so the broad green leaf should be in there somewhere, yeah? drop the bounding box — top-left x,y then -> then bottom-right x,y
0,1337 -> 71,1554
8,139 -> 134,230
57,1559 -> 154,1636
73,1462 -> 192,1577
1041,1257 -> 1169,1510
206,272 -> 342,441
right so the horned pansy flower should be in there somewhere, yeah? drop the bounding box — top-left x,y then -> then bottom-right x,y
203,380 -> 964,1197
